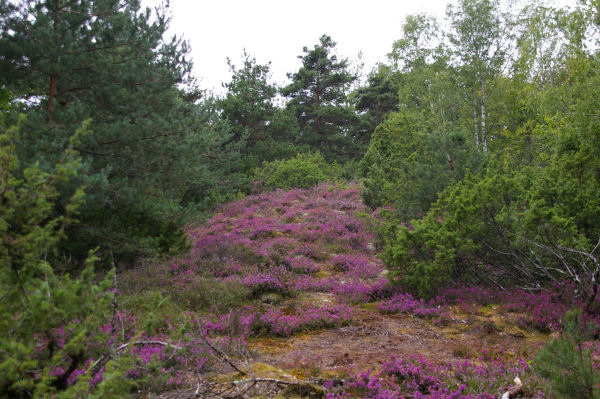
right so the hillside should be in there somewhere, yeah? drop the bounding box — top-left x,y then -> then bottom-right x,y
118,184 -> 578,398
4,1 -> 600,397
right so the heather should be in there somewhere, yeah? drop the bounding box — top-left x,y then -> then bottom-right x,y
116,184 -> 600,397
173,183 -> 385,306
324,354 -> 537,399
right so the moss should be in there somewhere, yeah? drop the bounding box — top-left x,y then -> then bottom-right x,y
278,383 -> 323,398
477,304 -> 500,317
250,362 -> 289,378
359,302 -> 378,311
315,269 -> 332,278
248,337 -> 295,354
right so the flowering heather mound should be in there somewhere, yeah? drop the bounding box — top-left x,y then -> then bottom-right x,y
114,184 -> 599,397
198,303 -> 353,337
178,183 -> 391,307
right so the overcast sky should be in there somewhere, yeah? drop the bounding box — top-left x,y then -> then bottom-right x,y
143,0 -> 575,94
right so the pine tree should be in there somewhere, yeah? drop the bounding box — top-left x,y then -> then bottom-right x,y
220,51 -> 277,147
218,52 -> 299,169
352,64 -> 400,143
0,0 -> 240,263
535,309 -> 600,399
281,35 -> 360,162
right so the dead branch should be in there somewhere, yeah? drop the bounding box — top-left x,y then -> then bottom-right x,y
90,340 -> 183,374
199,334 -> 246,376
158,376 -> 309,399
115,340 -> 183,352
500,376 -> 523,399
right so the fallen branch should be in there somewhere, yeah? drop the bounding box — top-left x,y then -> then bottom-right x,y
158,377 -> 309,399
500,376 -> 523,399
90,340 -> 183,374
199,334 -> 246,376
115,340 -> 183,352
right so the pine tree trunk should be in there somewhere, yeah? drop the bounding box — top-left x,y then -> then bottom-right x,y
47,0 -> 60,124
47,74 -> 58,124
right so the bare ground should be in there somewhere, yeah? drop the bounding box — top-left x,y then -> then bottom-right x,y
247,292 -> 546,382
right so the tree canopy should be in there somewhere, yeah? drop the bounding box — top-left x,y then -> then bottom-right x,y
281,34 -> 361,161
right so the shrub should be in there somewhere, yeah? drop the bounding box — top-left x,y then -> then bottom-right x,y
1,121 -> 215,396
534,308 -> 600,399
253,152 -> 338,190
383,160 -> 600,301
0,121 -> 131,396
359,111 -> 482,219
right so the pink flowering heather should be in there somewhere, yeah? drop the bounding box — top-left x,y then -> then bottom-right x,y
102,183 -> 600,397
333,277 -> 394,303
378,293 -> 446,318
434,283 -> 598,332
286,255 -> 321,273
253,304 -> 354,336
325,354 -> 536,398
176,184 -> 393,307
331,254 -> 382,279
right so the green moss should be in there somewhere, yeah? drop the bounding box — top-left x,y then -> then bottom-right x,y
278,383 -> 323,398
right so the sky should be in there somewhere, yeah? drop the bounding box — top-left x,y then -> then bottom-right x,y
142,0 -> 576,94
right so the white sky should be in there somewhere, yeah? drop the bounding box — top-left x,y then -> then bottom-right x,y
143,0 -> 577,94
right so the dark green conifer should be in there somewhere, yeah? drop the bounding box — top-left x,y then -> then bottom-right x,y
281,35 -> 360,162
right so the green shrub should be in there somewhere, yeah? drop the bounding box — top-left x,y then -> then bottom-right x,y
0,121 -> 132,397
170,278 -> 250,312
382,168 -> 522,297
359,111 -> 483,219
383,154 -> 599,299
253,152 -> 339,190
61,195 -> 191,267
534,309 -> 600,399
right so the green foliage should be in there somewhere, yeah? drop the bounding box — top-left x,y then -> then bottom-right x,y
382,167 -> 522,296
360,112 -> 425,209
0,0 -> 246,265
389,13 -> 440,71
365,1 -> 600,301
0,121 -> 130,397
253,152 -> 340,190
220,51 -> 278,143
387,14 -> 467,142
281,35 -> 361,162
218,51 -> 302,170
352,64 -> 400,142
360,112 -> 483,219
534,309 -> 600,399
383,143 -> 599,298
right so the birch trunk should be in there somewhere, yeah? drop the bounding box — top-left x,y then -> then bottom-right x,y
473,95 -> 480,151
480,78 -> 487,152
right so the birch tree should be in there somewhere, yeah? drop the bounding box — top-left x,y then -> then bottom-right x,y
447,0 -> 506,152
